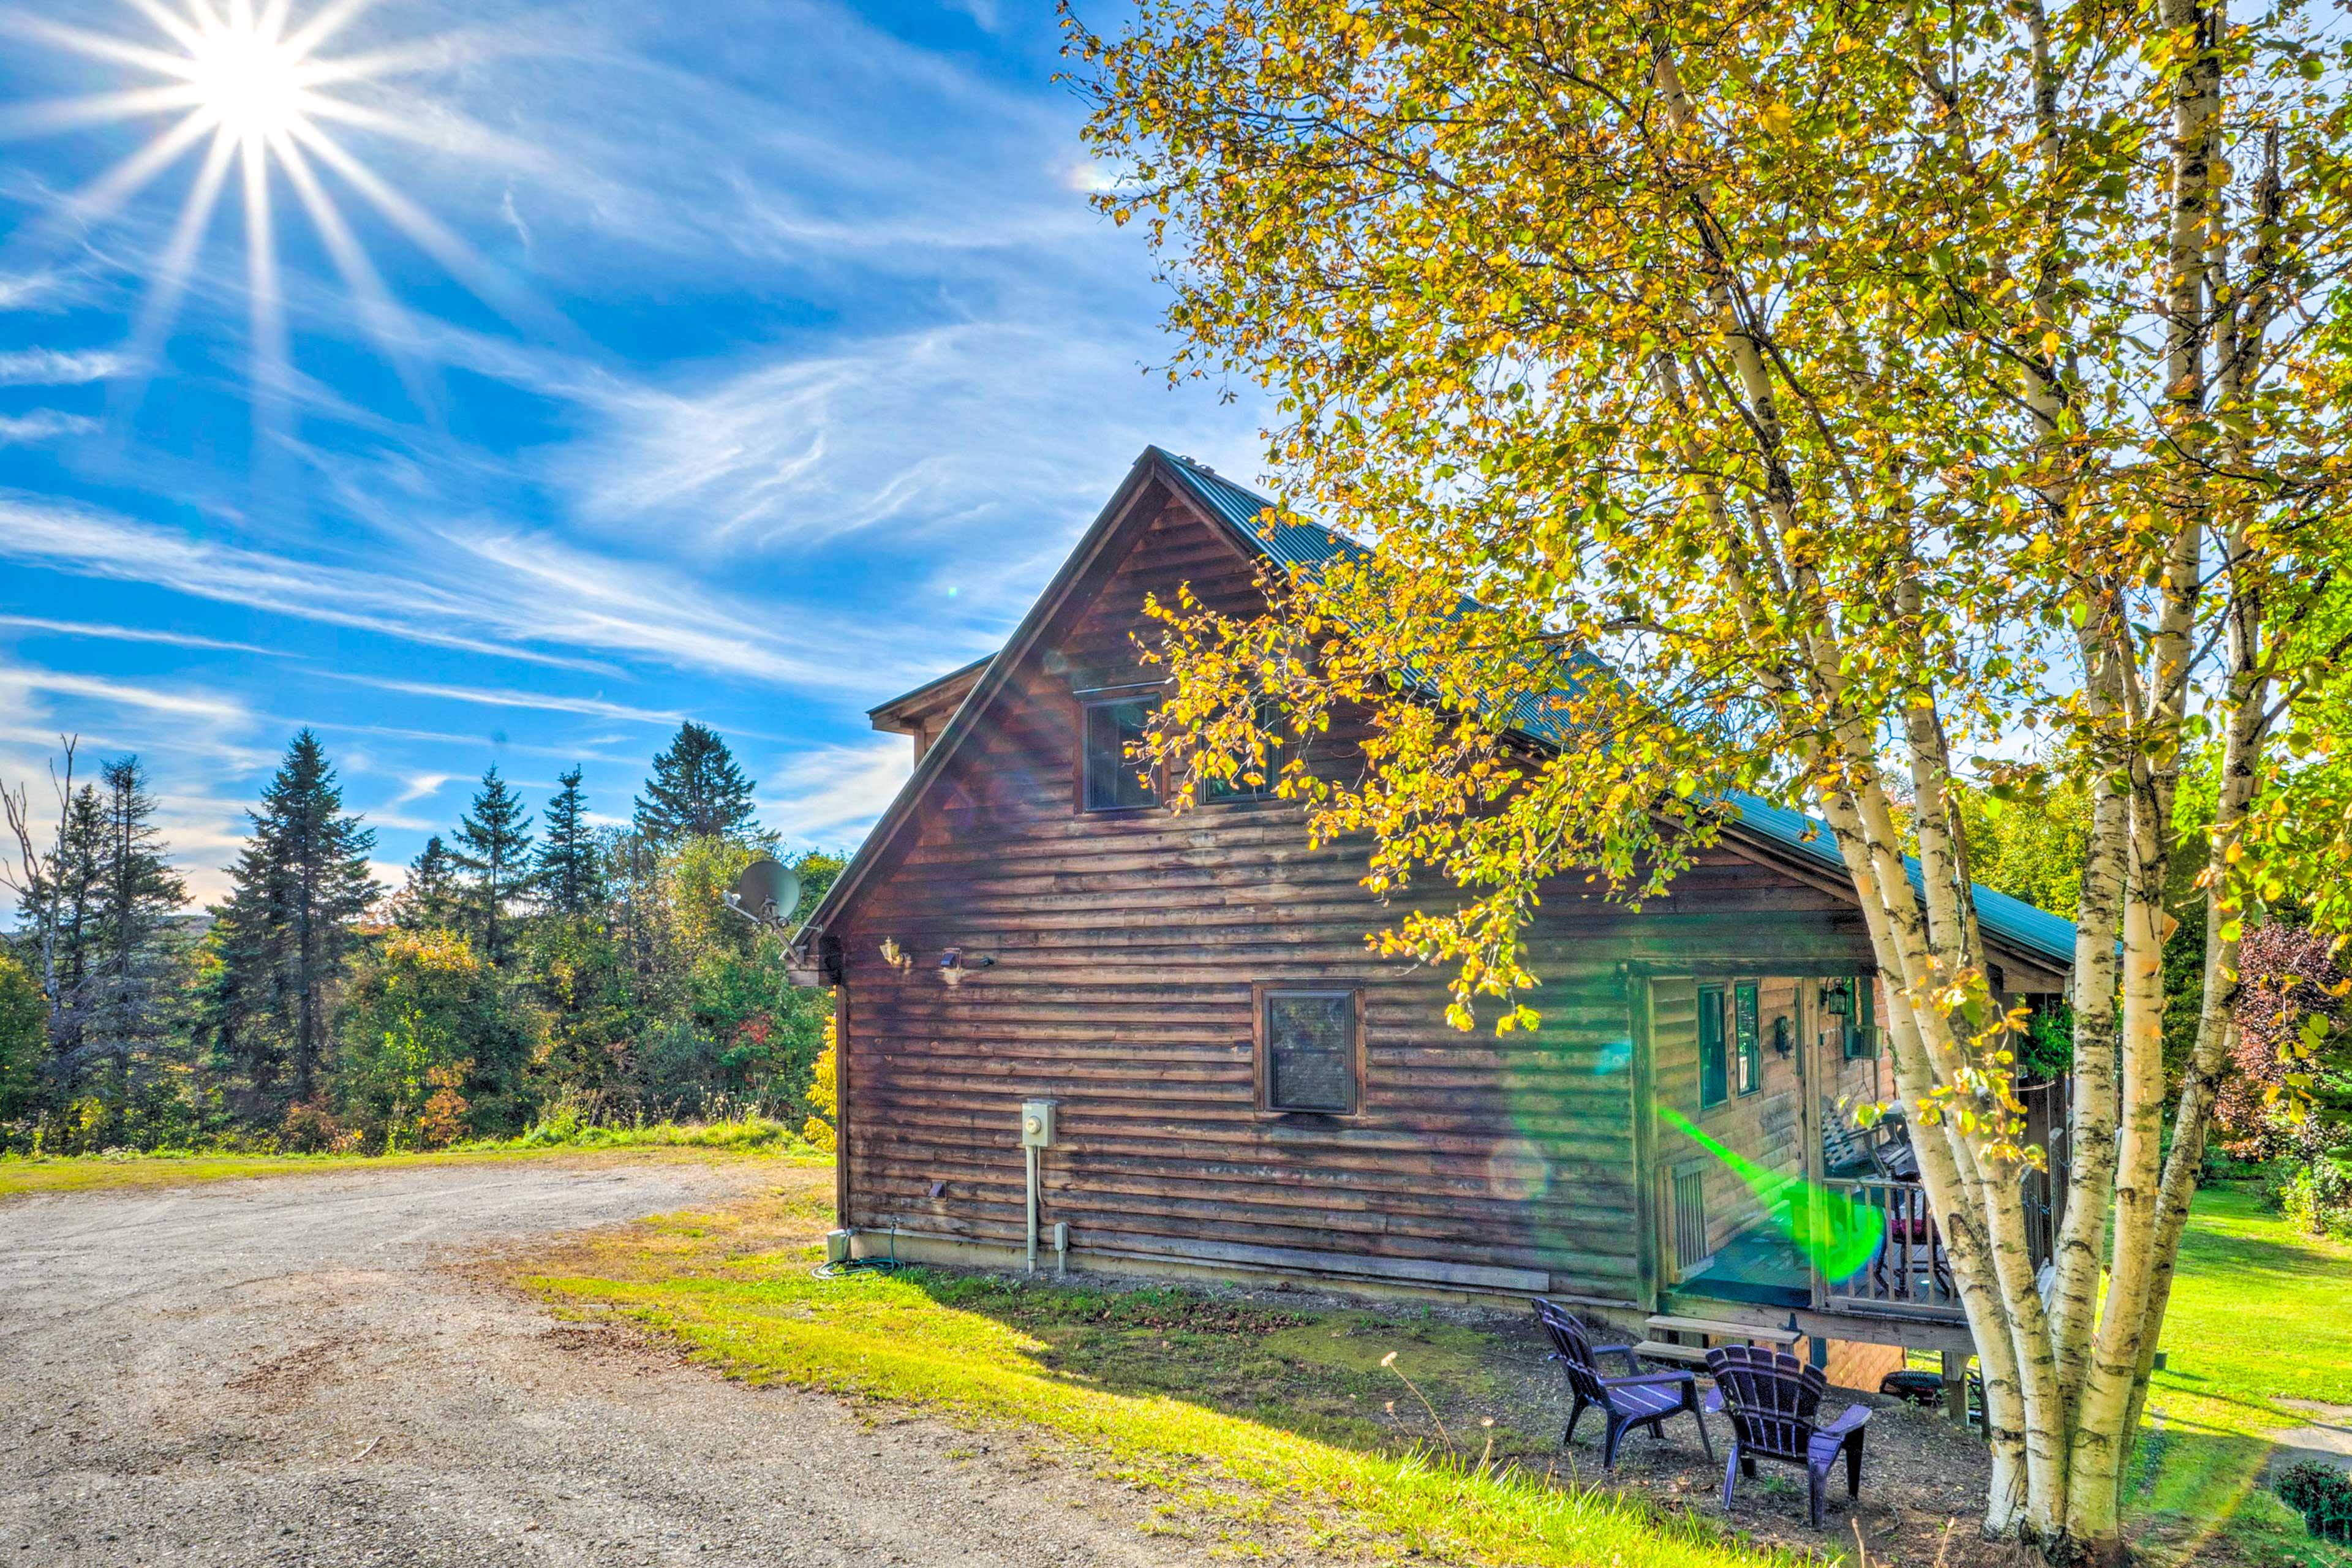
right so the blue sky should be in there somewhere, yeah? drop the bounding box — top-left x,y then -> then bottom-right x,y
0,0 -> 1265,902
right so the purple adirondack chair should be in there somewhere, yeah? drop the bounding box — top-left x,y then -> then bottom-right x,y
1703,1344 -> 1871,1527
1532,1298 -> 1714,1471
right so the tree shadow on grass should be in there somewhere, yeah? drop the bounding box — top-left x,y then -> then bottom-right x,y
2128,1415 -> 2352,1567
897,1268 -> 2015,1566
905,1268 -> 1549,1466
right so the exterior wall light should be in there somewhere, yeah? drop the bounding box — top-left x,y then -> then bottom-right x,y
938,948 -> 994,987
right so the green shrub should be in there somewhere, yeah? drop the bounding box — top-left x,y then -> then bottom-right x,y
2275,1461 -> 2352,1543
2278,1161 -> 2352,1240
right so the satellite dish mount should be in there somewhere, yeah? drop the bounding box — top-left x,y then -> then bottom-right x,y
723,858 -> 804,933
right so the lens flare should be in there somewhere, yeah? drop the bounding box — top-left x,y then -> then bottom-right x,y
1656,1104 -> 1884,1284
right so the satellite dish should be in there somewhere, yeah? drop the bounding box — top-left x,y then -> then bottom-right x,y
726,858 -> 802,928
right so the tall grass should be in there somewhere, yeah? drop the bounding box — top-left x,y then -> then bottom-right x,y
477,1088 -> 810,1153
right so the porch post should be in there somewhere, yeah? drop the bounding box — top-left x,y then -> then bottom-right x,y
1796,978 -> 1829,1312
1940,1350 -> 1970,1425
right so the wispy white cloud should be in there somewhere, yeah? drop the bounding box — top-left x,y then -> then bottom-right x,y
557,320 -> 1236,560
0,494 -> 586,669
761,737 -> 909,850
437,524 -> 953,692
7,665 -> 252,726
0,492 -> 904,689
0,660 -> 273,904
0,267 -> 83,311
0,614 -> 279,655
391,771 -> 461,806
317,671 -> 684,726
0,410 -> 99,443
0,347 -> 126,384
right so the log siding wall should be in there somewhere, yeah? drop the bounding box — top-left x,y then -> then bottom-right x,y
834,491 -> 1885,1305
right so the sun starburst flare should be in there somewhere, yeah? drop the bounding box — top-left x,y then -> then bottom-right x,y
0,0 -> 525,416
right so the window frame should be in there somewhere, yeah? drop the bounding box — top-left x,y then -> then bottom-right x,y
1197,699 -> 1283,805
1075,690 -> 1162,815
1697,984 -> 1730,1110
1253,983 -> 1365,1116
1842,974 -> 1882,1060
1733,979 -> 1763,1097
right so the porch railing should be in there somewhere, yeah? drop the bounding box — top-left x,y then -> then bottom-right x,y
1821,1178 -> 1961,1313
1818,1079 -> 2070,1321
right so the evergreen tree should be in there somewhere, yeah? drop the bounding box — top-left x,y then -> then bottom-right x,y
537,767 -> 602,916
393,835 -> 462,932
20,782 -> 111,1082
209,731 -> 379,1108
633,722 -> 759,844
78,758 -> 187,1097
0,951 -> 41,1121
452,766 -> 533,967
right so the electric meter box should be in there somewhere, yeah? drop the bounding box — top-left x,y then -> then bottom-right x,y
1020,1099 -> 1057,1148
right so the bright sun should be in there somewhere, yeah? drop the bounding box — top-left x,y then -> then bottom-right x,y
181,15 -> 315,144
5,0 -> 513,412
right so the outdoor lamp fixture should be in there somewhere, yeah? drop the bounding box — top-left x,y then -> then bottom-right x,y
938,948 -> 995,988
1773,1015 -> 1793,1057
1820,978 -> 1854,1017
878,938 -> 913,973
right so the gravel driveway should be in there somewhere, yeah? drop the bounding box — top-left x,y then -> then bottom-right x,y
0,1158 -> 1208,1567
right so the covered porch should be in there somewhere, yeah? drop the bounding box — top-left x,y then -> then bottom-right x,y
1643,971 -> 2068,1351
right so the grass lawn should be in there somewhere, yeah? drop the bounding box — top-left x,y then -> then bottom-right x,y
513,1170 -> 1806,1568
0,1121 -> 827,1202
2125,1182 -> 2352,1567
513,1169 -> 2352,1568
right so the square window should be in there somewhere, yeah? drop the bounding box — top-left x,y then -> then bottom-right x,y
1259,987 -> 1359,1114
1698,985 -> 1729,1109
1082,699 -> 1156,812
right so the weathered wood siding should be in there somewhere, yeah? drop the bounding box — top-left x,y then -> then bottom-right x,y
1649,975 -> 1883,1262
835,486 -> 1885,1305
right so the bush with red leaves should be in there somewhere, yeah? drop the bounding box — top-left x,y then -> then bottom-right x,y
2220,923 -> 2351,1165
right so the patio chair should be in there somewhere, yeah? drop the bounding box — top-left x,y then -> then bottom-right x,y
1532,1298 -> 1715,1471
1821,1099 -> 1918,1181
1703,1344 -> 1871,1528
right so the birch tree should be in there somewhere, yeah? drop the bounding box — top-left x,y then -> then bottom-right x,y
1074,0 -> 2352,1559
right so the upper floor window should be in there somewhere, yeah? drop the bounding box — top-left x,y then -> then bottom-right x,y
1081,696 -> 1157,812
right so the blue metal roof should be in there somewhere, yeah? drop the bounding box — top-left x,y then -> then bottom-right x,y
1155,451 -> 2080,974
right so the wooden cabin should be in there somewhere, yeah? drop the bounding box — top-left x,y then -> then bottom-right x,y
788,447 -> 2076,1368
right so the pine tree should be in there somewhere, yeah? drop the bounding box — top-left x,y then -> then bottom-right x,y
537,766 -> 602,916
78,758 -> 187,1097
28,782 -> 111,1079
633,722 -> 759,844
392,835 -> 462,931
209,731 -> 379,1108
452,766 -> 533,966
